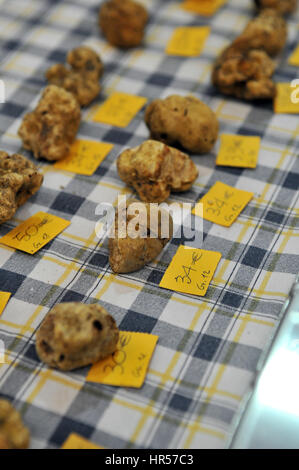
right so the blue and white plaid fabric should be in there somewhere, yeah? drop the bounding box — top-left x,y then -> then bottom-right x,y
0,0 -> 298,449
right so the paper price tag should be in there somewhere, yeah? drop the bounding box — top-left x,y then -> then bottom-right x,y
86,331 -> 158,388
193,182 -> 254,227
160,246 -> 221,296
288,45 -> 299,66
54,139 -> 113,175
93,92 -> 148,127
0,212 -> 70,254
181,0 -> 226,16
166,26 -> 210,57
0,292 -> 11,317
216,134 -> 260,168
274,83 -> 299,114
62,433 -> 103,450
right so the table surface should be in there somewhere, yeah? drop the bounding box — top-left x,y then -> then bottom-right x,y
0,0 -> 298,449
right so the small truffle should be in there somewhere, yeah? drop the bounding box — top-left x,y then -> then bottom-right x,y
145,95 -> 219,154
212,46 -> 276,100
254,0 -> 297,15
109,199 -> 173,273
0,400 -> 30,449
46,46 -> 103,106
117,140 -> 198,203
99,0 -> 148,48
36,303 -> 119,371
232,8 -> 287,56
0,152 -> 43,225
18,85 -> 81,162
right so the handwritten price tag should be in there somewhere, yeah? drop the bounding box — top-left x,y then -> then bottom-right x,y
86,331 -> 158,388
274,83 -> 299,114
193,182 -> 254,227
0,212 -> 70,254
0,292 -> 11,317
160,246 -> 221,296
288,44 -> 299,66
93,92 -> 148,128
62,433 -> 103,450
54,139 -> 113,175
181,0 -> 226,16
216,134 -> 260,168
166,26 -> 210,57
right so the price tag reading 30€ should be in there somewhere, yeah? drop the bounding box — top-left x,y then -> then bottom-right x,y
87,331 -> 158,388
160,246 -> 222,297
193,182 -> 254,227
0,212 -> 70,254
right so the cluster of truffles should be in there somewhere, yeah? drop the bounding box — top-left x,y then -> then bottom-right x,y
99,0 -> 148,48
212,8 -> 288,100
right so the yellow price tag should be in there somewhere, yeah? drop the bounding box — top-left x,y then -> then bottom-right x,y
181,0 -> 226,16
0,212 -> 70,254
288,45 -> 299,66
160,246 -> 221,297
0,292 -> 11,317
54,139 -> 113,176
193,181 -> 254,227
93,92 -> 148,127
86,331 -> 158,388
166,26 -> 210,57
274,83 -> 299,114
216,134 -> 260,168
61,433 -> 103,450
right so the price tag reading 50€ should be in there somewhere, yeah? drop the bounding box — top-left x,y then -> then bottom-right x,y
193,182 -> 254,227
0,212 -> 70,254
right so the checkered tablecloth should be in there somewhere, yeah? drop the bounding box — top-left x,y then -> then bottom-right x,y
0,0 -> 298,450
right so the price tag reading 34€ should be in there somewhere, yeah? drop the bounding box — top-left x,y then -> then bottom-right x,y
193,182 -> 254,227
274,83 -> 299,114
87,331 -> 158,388
166,26 -> 210,57
93,91 -> 147,127
216,134 -> 260,168
54,139 -> 113,175
160,246 -> 222,297
0,212 -> 70,254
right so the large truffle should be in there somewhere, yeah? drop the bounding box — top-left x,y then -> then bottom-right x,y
99,0 -> 148,48
0,152 -> 43,225
212,46 -> 276,100
46,46 -> 103,107
117,140 -> 198,203
145,95 -> 219,154
18,85 -> 81,162
36,303 -> 119,371
0,400 -> 30,449
109,199 -> 173,273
